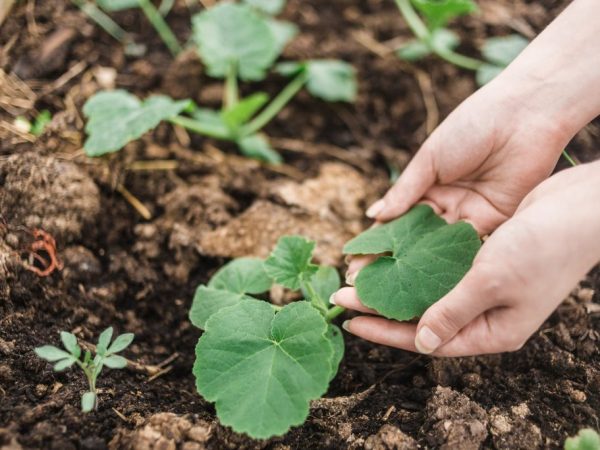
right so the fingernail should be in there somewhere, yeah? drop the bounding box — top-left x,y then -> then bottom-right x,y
329,293 -> 337,305
366,200 -> 385,218
345,271 -> 357,286
342,320 -> 351,332
415,326 -> 441,354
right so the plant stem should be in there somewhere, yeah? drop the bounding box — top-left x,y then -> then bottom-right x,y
301,279 -> 328,314
395,0 -> 484,71
138,0 -> 181,56
168,115 -> 232,140
562,149 -> 577,167
325,306 -> 345,322
71,0 -> 129,43
240,71 -> 308,137
224,63 -> 239,109
158,0 -> 175,16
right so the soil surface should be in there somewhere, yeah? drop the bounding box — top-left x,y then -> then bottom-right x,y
1,0 -> 599,449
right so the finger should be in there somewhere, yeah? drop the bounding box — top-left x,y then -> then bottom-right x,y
414,264 -> 497,354
346,255 -> 377,283
366,147 -> 437,221
331,287 -> 380,315
342,316 -> 418,352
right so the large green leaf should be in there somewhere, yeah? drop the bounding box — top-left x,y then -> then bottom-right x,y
190,286 -> 253,330
343,205 -> 481,320
208,257 -> 273,294
83,90 -> 190,156
194,300 -> 334,439
264,235 -> 319,290
412,0 -> 477,29
243,0 -> 287,15
192,3 -> 278,81
302,266 -> 340,310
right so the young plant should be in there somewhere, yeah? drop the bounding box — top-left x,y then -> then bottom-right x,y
343,204 -> 481,320
395,0 -> 528,86
34,327 -> 134,412
14,110 -> 52,137
81,1 -> 357,163
565,429 -> 600,450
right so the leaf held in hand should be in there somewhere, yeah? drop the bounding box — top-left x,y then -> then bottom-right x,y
83,90 -> 190,156
344,205 -> 481,320
194,300 -> 334,438
264,235 -> 319,290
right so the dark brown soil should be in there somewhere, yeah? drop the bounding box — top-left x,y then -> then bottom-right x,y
1,0 -> 599,449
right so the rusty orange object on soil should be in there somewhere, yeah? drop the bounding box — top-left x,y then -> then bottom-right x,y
23,228 -> 63,277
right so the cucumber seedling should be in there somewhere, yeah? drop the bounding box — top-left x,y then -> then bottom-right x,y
189,206 -> 480,438
81,1 -> 357,164
35,327 -> 134,412
394,0 -> 528,86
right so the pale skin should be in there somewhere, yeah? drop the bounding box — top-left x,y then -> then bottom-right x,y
332,0 -> 600,356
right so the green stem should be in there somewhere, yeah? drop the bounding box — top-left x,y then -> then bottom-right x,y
224,64 -> 239,109
395,0 -> 484,71
562,149 -> 577,167
72,0 -> 129,43
325,306 -> 345,322
302,279 -> 327,314
168,116 -> 232,140
158,0 -> 175,16
240,71 -> 308,137
138,0 -> 181,56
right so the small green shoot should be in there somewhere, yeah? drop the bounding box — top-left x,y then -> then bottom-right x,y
343,204 -> 481,320
35,327 -> 134,412
13,110 -> 52,137
565,429 -> 600,450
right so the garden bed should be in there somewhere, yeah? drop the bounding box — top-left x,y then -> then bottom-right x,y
1,0 -> 599,448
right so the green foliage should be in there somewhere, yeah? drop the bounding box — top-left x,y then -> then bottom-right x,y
237,133 -> 282,164
82,90 -> 189,156
344,205 -> 481,320
190,235 -> 343,438
412,0 -> 477,29
476,35 -> 529,85
31,110 -> 52,136
35,327 -> 134,412
96,0 -> 139,11
565,429 -> 600,450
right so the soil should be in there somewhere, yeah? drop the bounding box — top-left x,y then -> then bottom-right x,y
1,0 -> 599,449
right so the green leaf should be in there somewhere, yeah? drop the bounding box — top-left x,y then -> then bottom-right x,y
243,0 -> 286,15
481,34 -> 528,67
237,134 -> 282,164
81,392 -> 97,413
97,0 -> 140,11
103,355 -> 128,369
412,0 -> 477,29
303,60 -> 357,102
397,39 -> 431,61
30,110 -> 52,136
344,205 -> 481,320
189,285 -> 254,330
221,93 -> 269,131
192,3 -> 278,81
565,429 -> 600,450
275,61 -> 303,77
194,300 -> 334,439
475,63 -> 503,86
326,324 -> 344,381
96,327 -> 114,355
209,257 -> 273,294
83,90 -> 190,156
54,358 -> 76,371
191,107 -> 231,137
264,235 -> 319,290
107,333 -> 134,354
60,332 -> 80,356
267,19 -> 298,54
35,345 -> 72,362
302,266 -> 340,310
429,28 -> 460,53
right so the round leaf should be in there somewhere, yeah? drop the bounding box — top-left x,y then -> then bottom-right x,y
192,3 -> 278,81
264,235 -> 318,290
194,300 -> 334,439
208,257 -> 273,294
189,285 -> 255,330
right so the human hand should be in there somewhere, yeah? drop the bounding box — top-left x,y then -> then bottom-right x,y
334,161 -> 600,356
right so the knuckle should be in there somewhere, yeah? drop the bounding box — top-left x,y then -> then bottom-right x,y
426,305 -> 461,338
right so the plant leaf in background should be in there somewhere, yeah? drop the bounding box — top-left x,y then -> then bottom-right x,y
83,90 -> 190,156
564,429 -> 600,450
344,205 -> 481,320
476,34 -> 528,85
264,235 -> 319,289
429,28 -> 460,53
397,39 -> 431,61
192,3 -> 278,81
266,19 -> 298,53
96,0 -> 140,11
243,0 -> 287,15
326,324 -> 344,381
302,265 -> 340,310
412,0 -> 477,29
221,93 -> 269,132
194,300 -> 334,439
237,134 -> 282,164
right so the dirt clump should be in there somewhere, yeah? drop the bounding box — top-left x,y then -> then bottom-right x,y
489,403 -> 542,449
364,424 -> 418,450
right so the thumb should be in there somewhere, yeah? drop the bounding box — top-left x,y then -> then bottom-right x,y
414,264 -> 495,354
367,145 -> 437,222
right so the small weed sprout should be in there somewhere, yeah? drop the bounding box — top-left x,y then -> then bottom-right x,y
35,327 -> 134,412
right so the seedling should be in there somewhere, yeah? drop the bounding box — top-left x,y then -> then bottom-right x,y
81,1 -> 357,163
344,204 -> 481,320
35,327 -> 134,412
14,110 -> 52,137
395,0 -> 528,86
565,429 -> 600,450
